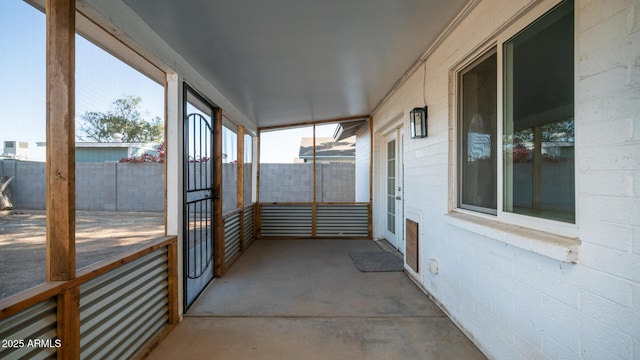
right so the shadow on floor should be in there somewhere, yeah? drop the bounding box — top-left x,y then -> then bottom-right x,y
148,240 -> 486,360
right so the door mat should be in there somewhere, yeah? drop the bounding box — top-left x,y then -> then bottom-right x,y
349,251 -> 404,272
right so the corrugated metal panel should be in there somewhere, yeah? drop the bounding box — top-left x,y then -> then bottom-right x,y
316,204 -> 369,237
79,247 -> 169,360
260,204 -> 312,237
224,212 -> 241,266
243,206 -> 255,247
0,299 -> 58,360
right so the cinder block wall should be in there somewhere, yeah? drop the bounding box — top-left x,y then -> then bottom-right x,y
5,161 -> 164,212
76,162 -> 117,211
11,161 -> 45,209
315,163 -> 356,202
116,163 -> 164,212
259,163 -> 355,202
259,163 -> 313,202
222,163 -> 237,212
371,0 -> 640,359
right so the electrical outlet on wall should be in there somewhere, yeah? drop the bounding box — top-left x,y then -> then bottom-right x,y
429,259 -> 438,274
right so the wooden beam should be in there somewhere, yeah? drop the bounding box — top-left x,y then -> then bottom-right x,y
213,108 -> 224,276
46,0 -> 76,281
57,287 -> 80,359
167,239 -> 179,325
257,115 -> 370,132
255,129 -> 261,204
312,125 -> 317,237
369,118 -> 374,239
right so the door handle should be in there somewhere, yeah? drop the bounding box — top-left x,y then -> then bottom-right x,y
395,196 -> 401,200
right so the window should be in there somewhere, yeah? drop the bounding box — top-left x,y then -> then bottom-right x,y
0,0 -> 46,299
259,126 -> 314,203
222,123 -> 238,213
503,0 -> 575,223
459,51 -> 498,214
458,0 -> 574,224
259,123 -> 364,203
0,0 -> 166,300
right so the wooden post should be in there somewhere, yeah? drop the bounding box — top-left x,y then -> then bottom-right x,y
167,239 -> 179,325
46,0 -> 76,281
255,131 -> 261,239
47,2 -> 79,358
57,287 -> 80,359
213,108 -> 224,276
368,118 -> 373,239
312,125 -> 317,237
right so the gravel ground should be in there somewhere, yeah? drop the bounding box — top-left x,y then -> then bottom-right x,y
0,210 -> 165,299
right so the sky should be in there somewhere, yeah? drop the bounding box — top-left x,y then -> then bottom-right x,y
0,0 -> 164,161
260,124 -> 337,163
0,0 -> 338,164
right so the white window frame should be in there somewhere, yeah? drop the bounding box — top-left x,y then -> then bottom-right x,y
452,0 -> 578,240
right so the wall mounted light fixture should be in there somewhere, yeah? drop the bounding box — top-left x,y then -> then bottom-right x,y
410,106 -> 428,138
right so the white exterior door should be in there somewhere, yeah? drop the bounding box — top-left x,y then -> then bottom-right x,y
385,131 -> 404,252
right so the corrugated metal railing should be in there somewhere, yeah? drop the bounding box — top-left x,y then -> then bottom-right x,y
0,236 -> 178,360
257,203 -> 371,239
222,203 -> 257,272
243,205 -> 255,248
0,298 -> 58,360
259,204 -> 313,237
224,211 -> 242,268
316,204 -> 369,237
79,247 -> 169,359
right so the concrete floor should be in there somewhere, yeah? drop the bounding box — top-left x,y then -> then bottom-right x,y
148,240 -> 486,360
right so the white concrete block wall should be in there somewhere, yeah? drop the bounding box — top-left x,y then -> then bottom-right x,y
372,0 -> 640,359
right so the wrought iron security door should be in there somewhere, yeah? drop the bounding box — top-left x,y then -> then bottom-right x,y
184,85 -> 216,311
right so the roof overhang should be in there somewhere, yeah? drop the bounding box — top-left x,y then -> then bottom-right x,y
333,119 -> 368,141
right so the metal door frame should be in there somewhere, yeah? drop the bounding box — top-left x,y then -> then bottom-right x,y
183,83 -> 216,312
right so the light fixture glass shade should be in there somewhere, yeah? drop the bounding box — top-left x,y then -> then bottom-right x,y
410,106 -> 427,138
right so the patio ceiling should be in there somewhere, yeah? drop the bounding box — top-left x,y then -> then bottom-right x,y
121,0 -> 469,128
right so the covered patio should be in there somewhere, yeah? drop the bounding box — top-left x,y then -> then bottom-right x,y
0,0 -> 638,359
148,239 -> 485,360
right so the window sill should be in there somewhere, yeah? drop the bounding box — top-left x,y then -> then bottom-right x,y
445,211 -> 579,263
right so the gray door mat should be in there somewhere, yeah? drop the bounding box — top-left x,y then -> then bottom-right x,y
349,251 -> 404,272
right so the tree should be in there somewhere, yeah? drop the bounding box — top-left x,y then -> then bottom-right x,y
77,95 -> 163,142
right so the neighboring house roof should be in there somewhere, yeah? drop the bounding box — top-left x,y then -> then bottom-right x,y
299,137 -> 355,161
74,142 -> 161,149
333,119 -> 368,141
